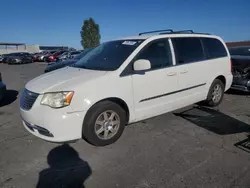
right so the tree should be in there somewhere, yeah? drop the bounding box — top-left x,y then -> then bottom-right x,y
80,18 -> 101,49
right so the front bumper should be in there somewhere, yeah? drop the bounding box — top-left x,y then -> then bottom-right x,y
231,84 -> 250,92
20,95 -> 86,142
230,77 -> 250,92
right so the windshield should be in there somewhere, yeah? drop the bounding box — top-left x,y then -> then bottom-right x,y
71,51 -> 81,55
9,53 -> 25,56
73,40 -> 144,71
60,52 -> 68,56
229,46 -> 250,56
75,48 -> 94,59
52,51 -> 65,56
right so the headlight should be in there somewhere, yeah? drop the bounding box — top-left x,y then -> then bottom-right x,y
15,59 -> 21,62
41,91 -> 74,108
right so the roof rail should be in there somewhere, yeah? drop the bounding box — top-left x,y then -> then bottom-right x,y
160,30 -> 194,34
139,29 -> 210,36
139,29 -> 173,36
162,30 -> 210,35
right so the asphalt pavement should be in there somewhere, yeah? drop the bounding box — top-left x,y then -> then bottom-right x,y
0,62 -> 250,188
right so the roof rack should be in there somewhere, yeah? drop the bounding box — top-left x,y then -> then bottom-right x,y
138,29 -> 173,36
139,29 -> 210,36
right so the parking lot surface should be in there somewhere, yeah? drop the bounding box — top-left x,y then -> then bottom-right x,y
0,63 -> 250,188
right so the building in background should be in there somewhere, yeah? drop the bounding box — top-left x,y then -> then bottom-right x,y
0,42 -> 72,54
226,41 -> 250,48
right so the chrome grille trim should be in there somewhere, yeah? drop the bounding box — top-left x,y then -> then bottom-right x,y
20,89 -> 39,111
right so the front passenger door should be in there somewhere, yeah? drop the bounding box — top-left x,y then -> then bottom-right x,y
132,39 -> 179,120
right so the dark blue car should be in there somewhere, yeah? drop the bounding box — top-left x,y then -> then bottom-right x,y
44,48 -> 93,73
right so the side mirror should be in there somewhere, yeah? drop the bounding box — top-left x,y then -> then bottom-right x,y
133,59 -> 151,71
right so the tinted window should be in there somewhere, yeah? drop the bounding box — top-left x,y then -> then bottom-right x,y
73,40 -> 144,71
202,38 -> 227,58
172,37 -> 205,64
135,39 -> 172,69
11,53 -> 25,56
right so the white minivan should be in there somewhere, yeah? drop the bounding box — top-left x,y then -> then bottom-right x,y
20,30 -> 233,146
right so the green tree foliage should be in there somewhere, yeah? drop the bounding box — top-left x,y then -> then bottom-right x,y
80,18 -> 101,49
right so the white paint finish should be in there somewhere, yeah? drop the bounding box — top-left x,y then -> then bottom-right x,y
132,66 -> 179,120
20,103 -> 86,142
26,67 -> 107,94
20,33 -> 233,143
133,59 -> 151,71
168,38 -> 176,66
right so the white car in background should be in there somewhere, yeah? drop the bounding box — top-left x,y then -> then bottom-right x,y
20,29 -> 233,146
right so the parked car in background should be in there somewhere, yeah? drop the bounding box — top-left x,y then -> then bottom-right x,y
0,72 -> 6,103
57,51 -> 82,61
20,30 -> 232,146
44,48 -> 93,73
37,51 -> 57,62
46,51 -> 67,62
2,53 -> 15,64
3,52 -> 33,64
229,46 -> 250,91
0,54 -> 8,63
32,52 -> 40,62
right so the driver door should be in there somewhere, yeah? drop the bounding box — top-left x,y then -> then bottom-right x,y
132,39 -> 179,120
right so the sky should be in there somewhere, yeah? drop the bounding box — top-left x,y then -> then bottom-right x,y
0,0 -> 249,49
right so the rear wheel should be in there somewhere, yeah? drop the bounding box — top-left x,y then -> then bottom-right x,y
204,79 -> 225,107
82,101 -> 126,146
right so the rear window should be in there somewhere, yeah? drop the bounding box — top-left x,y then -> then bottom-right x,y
202,38 -> 227,59
172,37 -> 205,64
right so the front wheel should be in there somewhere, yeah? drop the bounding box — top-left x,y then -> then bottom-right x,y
204,79 -> 225,107
82,101 -> 126,146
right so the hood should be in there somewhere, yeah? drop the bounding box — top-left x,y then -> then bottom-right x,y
26,67 -> 107,93
44,60 -> 77,73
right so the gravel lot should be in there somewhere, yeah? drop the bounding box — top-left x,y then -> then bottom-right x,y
0,63 -> 250,188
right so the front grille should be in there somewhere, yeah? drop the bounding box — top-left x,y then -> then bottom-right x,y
20,89 -> 39,111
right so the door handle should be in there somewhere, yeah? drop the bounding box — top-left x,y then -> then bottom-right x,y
180,70 -> 188,74
167,72 -> 177,76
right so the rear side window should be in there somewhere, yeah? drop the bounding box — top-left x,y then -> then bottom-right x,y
202,38 -> 227,59
172,37 -> 205,65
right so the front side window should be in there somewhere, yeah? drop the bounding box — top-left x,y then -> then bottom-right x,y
73,40 -> 144,71
172,37 -> 205,65
202,38 -> 227,59
135,39 -> 172,70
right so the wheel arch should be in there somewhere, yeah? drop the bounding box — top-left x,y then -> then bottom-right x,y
215,75 -> 226,88
85,97 -> 130,124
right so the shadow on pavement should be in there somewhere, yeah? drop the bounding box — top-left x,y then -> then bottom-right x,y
174,106 -> 250,135
234,135 -> 250,153
0,90 -> 19,107
36,144 -> 92,188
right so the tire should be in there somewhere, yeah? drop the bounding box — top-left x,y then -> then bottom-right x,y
82,101 -> 126,146
204,79 -> 225,107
